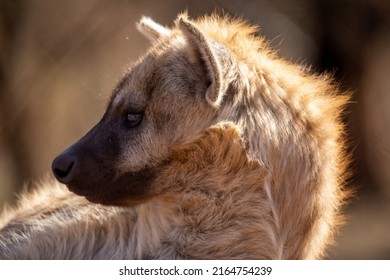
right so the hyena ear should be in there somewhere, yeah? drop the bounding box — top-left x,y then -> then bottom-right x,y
137,16 -> 172,43
176,16 -> 234,108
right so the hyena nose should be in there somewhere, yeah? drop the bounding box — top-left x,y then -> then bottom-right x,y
52,152 -> 77,184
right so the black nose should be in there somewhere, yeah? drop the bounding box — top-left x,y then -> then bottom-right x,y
52,152 -> 77,184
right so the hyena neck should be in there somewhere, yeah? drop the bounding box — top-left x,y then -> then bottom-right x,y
132,199 -> 177,259
226,61 -> 291,163
223,59 -> 345,259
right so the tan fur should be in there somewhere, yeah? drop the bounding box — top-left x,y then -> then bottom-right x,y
0,13 -> 349,259
0,124 -> 265,259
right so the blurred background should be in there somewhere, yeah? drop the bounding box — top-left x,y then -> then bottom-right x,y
0,0 -> 389,259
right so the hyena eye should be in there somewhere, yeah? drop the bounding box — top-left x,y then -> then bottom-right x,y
124,113 -> 143,128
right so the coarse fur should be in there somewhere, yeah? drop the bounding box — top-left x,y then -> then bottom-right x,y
0,13 -> 350,259
0,124 -> 269,259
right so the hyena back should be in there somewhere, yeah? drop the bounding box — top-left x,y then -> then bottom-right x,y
0,13 -> 349,259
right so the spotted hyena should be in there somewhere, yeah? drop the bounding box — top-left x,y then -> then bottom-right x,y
0,13 -> 349,259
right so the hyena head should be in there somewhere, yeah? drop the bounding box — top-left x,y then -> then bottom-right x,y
52,14 -> 240,206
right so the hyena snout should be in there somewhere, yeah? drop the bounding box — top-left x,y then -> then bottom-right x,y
51,123 -> 119,197
52,148 -> 79,184
51,122 -> 155,206
52,142 -> 112,200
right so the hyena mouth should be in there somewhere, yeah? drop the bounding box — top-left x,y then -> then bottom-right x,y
52,144 -> 157,206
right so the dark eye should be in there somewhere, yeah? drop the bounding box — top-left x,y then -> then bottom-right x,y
124,113 -> 143,128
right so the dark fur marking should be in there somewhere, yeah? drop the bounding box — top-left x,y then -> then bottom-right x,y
83,167 -> 157,206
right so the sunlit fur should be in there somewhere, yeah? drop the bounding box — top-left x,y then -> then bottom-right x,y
174,14 -> 350,259
0,124 -> 264,259
0,13 -> 350,259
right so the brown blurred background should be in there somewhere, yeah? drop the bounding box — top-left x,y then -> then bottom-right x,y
0,0 -> 389,259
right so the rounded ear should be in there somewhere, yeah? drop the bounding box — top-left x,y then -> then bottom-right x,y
176,16 -> 235,108
136,16 -> 172,43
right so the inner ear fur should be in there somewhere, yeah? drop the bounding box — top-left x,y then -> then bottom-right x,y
176,16 -> 234,108
137,16 -> 172,43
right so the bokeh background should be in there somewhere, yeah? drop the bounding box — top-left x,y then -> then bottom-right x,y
0,0 -> 389,259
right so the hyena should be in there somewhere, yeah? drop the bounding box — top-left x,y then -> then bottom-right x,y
0,13 -> 349,259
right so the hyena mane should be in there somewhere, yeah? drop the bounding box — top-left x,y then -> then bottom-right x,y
0,13 -> 350,259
